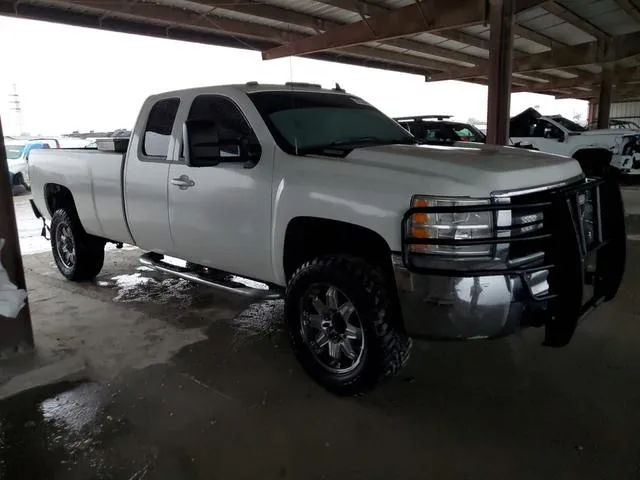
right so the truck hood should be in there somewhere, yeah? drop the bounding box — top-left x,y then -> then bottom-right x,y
579,129 -> 639,137
343,143 -> 583,195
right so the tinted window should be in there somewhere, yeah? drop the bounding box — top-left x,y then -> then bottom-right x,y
531,119 -> 563,139
187,95 -> 257,158
249,91 -> 414,155
143,98 -> 180,157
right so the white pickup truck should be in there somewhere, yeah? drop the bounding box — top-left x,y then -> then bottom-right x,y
510,108 -> 640,175
28,83 -> 627,395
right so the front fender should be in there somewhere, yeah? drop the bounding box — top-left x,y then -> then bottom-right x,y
271,171 -> 407,285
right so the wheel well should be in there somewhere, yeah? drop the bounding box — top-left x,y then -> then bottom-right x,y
283,217 -> 394,282
572,148 -> 613,166
44,184 -> 77,217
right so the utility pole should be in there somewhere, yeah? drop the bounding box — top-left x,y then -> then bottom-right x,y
0,115 -> 34,356
8,84 -> 24,136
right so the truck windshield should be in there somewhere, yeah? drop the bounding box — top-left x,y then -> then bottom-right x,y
4,144 -> 26,160
550,116 -> 587,132
248,91 -> 417,155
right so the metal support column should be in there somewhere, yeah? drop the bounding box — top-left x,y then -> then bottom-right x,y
0,116 -> 34,357
597,67 -> 613,129
486,0 -> 515,145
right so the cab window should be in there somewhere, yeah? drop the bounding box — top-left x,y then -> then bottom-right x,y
143,98 -> 180,158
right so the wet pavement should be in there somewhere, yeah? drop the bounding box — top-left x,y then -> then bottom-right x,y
3,192 -> 640,478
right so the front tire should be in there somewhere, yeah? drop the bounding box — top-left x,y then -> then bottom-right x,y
285,256 -> 411,395
51,209 -> 105,281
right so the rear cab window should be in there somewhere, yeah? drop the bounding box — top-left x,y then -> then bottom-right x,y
142,98 -> 180,159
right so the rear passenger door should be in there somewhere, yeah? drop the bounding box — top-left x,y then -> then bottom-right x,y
124,97 -> 180,254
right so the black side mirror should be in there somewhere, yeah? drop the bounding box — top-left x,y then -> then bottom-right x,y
184,119 -> 222,167
183,120 -> 261,168
558,132 -> 565,142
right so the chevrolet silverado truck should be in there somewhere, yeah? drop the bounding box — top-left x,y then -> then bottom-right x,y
28,83 -> 627,395
510,108 -> 640,175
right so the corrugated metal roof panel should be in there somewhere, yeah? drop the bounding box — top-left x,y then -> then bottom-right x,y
372,43 -> 474,67
513,37 -> 549,54
412,32 -> 459,47
264,0 -> 362,22
538,20 -> 597,44
577,65 -> 603,73
538,69 -> 579,79
458,45 -> 489,59
460,24 -> 490,38
212,8 -> 317,35
516,6 -> 552,22
557,0 -> 639,35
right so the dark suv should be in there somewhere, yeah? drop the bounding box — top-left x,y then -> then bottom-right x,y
394,115 -> 486,144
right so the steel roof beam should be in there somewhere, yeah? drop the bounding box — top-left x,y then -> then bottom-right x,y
614,0 -> 640,23
427,31 -> 640,81
262,0 -> 547,60
512,66 -> 640,92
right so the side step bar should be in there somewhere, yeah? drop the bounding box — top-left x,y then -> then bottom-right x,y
140,252 -> 283,300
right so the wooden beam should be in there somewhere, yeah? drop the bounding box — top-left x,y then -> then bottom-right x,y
615,0 -> 640,23
543,1 -> 610,41
262,0 -> 546,60
428,31 -> 640,81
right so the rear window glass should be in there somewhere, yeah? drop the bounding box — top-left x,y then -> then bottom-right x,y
143,98 -> 180,157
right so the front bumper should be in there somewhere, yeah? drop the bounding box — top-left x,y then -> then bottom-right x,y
394,178 -> 626,346
392,256 -> 547,340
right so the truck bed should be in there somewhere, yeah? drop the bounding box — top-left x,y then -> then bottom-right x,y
29,149 -> 134,245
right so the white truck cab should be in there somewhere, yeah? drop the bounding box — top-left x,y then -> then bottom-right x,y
510,108 -> 640,175
28,84 -> 627,395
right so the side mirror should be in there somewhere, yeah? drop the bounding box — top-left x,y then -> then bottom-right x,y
183,120 -> 261,168
183,119 -> 222,167
558,132 -> 565,142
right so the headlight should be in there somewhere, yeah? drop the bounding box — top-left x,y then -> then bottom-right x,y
408,196 -> 493,256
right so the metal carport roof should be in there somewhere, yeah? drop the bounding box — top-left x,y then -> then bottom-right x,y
1,0 -> 640,101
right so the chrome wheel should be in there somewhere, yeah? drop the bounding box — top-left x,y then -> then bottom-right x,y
55,223 -> 76,269
300,283 -> 365,374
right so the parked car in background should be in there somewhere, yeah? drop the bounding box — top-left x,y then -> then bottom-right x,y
4,138 -> 60,191
588,119 -> 640,130
394,115 -> 486,144
29,83 -> 626,395
395,115 -> 537,150
510,108 -> 640,176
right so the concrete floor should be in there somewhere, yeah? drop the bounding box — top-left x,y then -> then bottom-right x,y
2,191 -> 640,479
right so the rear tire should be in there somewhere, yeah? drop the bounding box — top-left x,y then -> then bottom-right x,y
51,209 -> 105,281
285,256 -> 411,395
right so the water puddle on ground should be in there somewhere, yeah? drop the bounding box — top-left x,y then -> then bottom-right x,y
99,273 -> 195,306
0,382 -> 126,478
230,300 -> 285,341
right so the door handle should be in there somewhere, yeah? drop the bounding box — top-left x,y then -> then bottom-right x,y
171,175 -> 195,190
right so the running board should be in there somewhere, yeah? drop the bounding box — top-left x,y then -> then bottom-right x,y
139,252 -> 283,300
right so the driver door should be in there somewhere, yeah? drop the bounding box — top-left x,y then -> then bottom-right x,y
167,94 -> 273,282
